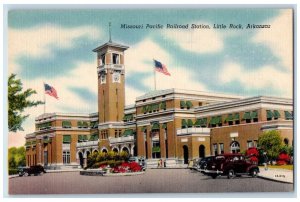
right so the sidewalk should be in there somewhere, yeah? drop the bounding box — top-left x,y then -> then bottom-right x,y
258,167 -> 293,183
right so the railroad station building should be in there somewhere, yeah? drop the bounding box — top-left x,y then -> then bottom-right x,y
25,40 -> 293,169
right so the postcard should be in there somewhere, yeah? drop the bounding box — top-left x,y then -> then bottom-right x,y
6,7 -> 294,195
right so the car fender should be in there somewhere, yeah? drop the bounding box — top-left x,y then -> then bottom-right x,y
246,165 -> 259,173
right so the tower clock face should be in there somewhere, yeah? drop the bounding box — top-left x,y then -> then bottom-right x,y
113,72 -> 121,83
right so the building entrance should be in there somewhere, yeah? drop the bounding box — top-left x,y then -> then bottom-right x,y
183,145 -> 189,164
199,145 -> 205,158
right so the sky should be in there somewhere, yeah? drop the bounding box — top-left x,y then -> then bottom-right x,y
7,8 -> 293,147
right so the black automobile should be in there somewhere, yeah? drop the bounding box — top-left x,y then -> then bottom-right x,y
18,165 -> 47,176
204,154 -> 259,179
198,156 -> 215,173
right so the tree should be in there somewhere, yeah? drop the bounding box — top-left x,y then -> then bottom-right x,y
8,146 -> 26,169
8,74 -> 44,132
258,130 -> 282,161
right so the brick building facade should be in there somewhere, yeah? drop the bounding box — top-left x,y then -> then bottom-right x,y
25,41 -> 293,169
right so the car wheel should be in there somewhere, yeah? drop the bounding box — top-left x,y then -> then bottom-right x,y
39,172 -> 44,176
24,172 -> 29,177
251,169 -> 258,178
211,174 -> 217,179
227,169 -> 235,179
18,172 -> 23,177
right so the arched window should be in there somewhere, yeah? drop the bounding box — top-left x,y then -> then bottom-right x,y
230,141 -> 240,154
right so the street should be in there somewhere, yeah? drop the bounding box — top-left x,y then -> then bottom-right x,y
9,169 -> 293,195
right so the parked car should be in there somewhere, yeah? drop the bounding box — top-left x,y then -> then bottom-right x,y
128,156 -> 146,171
18,165 -> 47,177
190,158 -> 201,170
204,153 -> 259,179
198,156 -> 215,173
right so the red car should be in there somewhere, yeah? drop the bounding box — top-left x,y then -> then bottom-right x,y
204,153 -> 259,179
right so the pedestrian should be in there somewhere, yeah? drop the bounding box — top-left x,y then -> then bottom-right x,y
263,152 -> 268,170
157,159 -> 160,168
160,159 -> 163,168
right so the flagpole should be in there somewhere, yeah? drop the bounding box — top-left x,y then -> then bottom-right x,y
153,67 -> 156,91
43,82 -> 46,114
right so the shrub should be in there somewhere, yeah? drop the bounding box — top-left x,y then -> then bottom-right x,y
277,152 -> 291,165
9,168 -> 19,175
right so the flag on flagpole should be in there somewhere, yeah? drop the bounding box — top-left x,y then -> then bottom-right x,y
153,59 -> 171,76
44,83 -> 59,99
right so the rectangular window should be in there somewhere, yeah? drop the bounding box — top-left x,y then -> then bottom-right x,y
100,54 -> 105,65
247,140 -> 254,148
219,143 -> 224,154
112,53 -> 120,64
213,144 -> 218,156
63,151 -> 70,164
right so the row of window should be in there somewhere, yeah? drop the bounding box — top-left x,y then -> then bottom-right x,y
98,53 -> 121,66
36,121 -> 98,130
142,101 -> 167,114
181,110 -> 293,129
123,114 -> 134,122
180,100 -> 193,109
212,140 -> 258,156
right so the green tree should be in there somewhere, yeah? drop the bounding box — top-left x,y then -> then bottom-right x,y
8,146 -> 26,169
8,74 -> 44,132
258,130 -> 283,160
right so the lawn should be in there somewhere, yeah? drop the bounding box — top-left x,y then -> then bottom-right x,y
259,164 -> 293,170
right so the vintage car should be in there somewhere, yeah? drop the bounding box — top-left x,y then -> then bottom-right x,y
18,165 -> 47,176
204,153 -> 259,179
198,156 -> 215,173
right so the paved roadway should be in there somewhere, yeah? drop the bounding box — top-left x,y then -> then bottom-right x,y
9,169 -> 293,195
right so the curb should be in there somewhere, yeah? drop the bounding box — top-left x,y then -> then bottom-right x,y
257,175 -> 293,184
9,175 -> 19,179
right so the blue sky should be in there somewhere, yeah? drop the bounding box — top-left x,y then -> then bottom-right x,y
8,8 -> 293,146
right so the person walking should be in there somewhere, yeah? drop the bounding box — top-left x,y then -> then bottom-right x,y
263,152 -> 268,170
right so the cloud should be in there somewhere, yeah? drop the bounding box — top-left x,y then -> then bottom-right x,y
161,22 -> 224,54
252,10 -> 293,71
8,24 -> 102,73
125,38 -> 171,74
219,62 -> 292,98
125,38 -> 207,93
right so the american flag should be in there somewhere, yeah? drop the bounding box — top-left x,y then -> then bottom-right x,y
153,59 -> 171,76
44,83 -> 58,99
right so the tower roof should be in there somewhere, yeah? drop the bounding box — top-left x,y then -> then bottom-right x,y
92,41 -> 129,52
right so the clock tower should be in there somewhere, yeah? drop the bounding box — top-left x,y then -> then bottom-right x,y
93,41 -> 129,123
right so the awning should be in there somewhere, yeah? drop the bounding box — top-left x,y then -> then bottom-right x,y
151,122 -> 160,130
226,114 -> 234,122
152,104 -> 159,111
187,119 -> 193,128
90,121 -> 98,129
31,140 -> 36,145
215,116 -> 222,124
243,112 -> 251,120
266,110 -> 273,119
77,121 -> 83,128
160,101 -> 166,110
82,135 -> 88,141
273,110 -> 281,118
233,113 -> 240,121
89,134 -> 99,141
63,135 -> 71,143
194,119 -> 201,127
209,117 -> 216,125
186,101 -> 193,109
162,123 -> 167,129
181,119 -> 188,128
25,141 -> 31,146
82,121 -> 88,128
123,129 -> 133,137
142,106 -> 148,113
251,111 -> 258,119
62,121 -> 72,128
284,111 -> 293,120
180,101 -> 186,109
